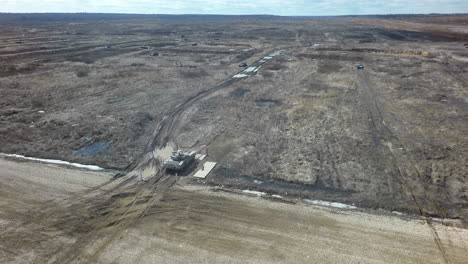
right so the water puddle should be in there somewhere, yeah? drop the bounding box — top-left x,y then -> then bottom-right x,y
76,141 -> 112,157
231,89 -> 251,98
254,99 -> 280,107
372,136 -> 381,147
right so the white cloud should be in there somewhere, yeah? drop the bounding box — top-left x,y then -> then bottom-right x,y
1,0 -> 467,15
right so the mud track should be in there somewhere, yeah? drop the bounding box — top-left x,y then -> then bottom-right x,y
14,50 -> 283,263
356,70 -> 450,263
130,50 -> 282,174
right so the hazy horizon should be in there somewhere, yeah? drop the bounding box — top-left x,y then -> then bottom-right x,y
2,0 -> 468,16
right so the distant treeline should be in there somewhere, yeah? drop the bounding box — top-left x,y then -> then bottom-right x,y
0,13 -> 467,24
0,13 -> 279,24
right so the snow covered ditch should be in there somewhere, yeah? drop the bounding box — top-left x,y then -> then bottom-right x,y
305,199 -> 357,210
241,189 -> 358,210
0,153 -> 105,171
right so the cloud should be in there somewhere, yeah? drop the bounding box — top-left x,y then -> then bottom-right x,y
1,0 -> 467,15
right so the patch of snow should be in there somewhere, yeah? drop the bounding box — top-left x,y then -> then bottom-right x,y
305,199 -> 357,209
263,56 -> 273,60
244,66 -> 257,73
392,211 -> 405,216
269,50 -> 283,56
0,153 -> 105,171
233,73 -> 249,78
195,154 -> 206,161
253,179 -> 263,184
272,194 -> 283,198
37,110 -> 45,114
242,190 -> 266,196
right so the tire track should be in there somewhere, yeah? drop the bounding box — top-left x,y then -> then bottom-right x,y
50,172 -> 175,264
356,70 -> 450,264
42,49 -> 284,263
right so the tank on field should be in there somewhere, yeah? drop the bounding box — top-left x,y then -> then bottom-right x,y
162,150 -> 196,171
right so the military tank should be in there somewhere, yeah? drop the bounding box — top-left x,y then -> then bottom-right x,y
162,150 -> 196,171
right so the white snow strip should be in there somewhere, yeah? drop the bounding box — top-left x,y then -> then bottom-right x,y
263,56 -> 273,60
242,190 -> 267,196
195,154 -> 206,161
233,73 -> 249,78
272,194 -> 283,198
392,211 -> 405,216
244,66 -> 257,73
193,161 -> 217,179
0,153 -> 105,171
305,199 -> 357,209
268,50 -> 283,56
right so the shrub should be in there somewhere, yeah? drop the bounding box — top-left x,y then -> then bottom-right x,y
75,69 -> 89,77
179,69 -> 208,79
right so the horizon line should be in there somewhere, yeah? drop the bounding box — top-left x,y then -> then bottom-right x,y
1,12 -> 468,17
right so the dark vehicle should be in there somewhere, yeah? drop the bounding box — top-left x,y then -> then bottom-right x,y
162,151 -> 196,171
239,62 -> 248,67
150,51 -> 159,56
356,64 -> 364,70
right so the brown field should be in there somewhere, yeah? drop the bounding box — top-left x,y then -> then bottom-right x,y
0,14 -> 467,263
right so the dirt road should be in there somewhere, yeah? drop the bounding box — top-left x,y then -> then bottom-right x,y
1,158 -> 467,263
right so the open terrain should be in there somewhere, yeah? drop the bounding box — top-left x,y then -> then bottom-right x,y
0,13 -> 467,263
1,157 -> 467,263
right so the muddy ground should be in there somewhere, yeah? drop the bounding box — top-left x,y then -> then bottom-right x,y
0,15 -> 467,222
1,157 -> 467,264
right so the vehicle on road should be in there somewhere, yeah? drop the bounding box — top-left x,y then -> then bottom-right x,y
356,64 -> 364,70
162,150 -> 196,171
239,62 -> 248,67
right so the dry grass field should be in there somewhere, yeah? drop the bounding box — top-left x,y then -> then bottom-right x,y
0,13 -> 467,263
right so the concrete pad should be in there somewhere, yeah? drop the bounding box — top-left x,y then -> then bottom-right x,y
195,154 -> 206,161
193,161 -> 217,179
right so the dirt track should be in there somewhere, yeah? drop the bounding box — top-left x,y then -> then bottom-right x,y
1,157 -> 467,264
1,15 -> 467,262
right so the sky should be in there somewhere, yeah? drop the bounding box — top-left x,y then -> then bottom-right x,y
1,0 -> 468,16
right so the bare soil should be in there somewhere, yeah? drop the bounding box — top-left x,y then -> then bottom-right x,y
1,157 -> 467,263
0,14 -> 467,227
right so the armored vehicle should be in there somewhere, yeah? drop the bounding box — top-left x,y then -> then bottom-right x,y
162,150 -> 196,171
